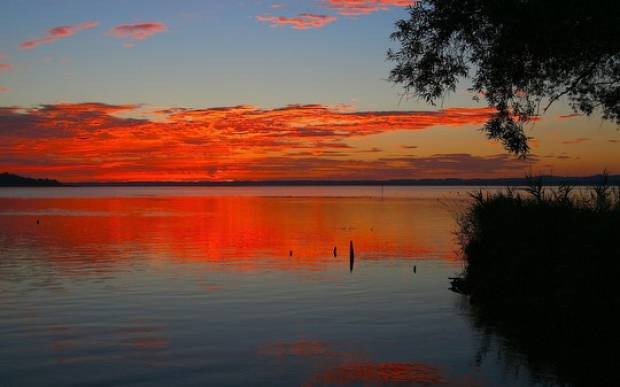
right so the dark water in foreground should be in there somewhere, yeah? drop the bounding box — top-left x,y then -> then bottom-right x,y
1,187 -> 547,386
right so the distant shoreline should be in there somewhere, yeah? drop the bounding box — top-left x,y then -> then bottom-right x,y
2,172 -> 619,187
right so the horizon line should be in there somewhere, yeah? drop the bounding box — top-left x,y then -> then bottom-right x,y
3,172 -> 617,187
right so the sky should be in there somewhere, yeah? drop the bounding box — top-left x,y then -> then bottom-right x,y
0,0 -> 618,182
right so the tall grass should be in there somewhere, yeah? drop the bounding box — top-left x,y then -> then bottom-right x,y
454,173 -> 620,385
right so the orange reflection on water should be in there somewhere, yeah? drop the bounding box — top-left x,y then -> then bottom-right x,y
305,362 -> 445,386
258,340 -> 331,357
258,339 -> 480,386
0,195 -> 459,272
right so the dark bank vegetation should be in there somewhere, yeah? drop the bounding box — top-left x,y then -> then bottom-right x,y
453,173 -> 620,385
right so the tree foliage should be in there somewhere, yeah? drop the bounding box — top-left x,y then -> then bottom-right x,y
388,0 -> 620,156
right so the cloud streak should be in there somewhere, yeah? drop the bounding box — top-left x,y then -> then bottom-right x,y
257,13 -> 337,30
107,22 -> 168,41
322,0 -> 414,16
561,138 -> 591,145
20,21 -> 99,49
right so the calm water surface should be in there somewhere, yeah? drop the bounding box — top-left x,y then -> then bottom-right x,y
1,187 -> 541,386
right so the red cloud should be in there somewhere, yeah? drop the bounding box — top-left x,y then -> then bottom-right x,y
0,87 -> 9,93
107,22 -> 168,40
322,0 -> 414,15
257,13 -> 337,30
20,21 -> 99,49
0,63 -> 12,71
0,102 -> 502,182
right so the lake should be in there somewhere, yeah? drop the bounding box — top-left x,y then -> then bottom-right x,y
1,187 -> 545,386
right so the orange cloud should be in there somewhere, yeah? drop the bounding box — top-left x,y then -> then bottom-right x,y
20,21 -> 99,49
0,86 -> 9,93
322,0 -> 414,15
0,63 -> 12,71
0,102 -> 508,182
557,113 -> 582,120
107,22 -> 168,40
561,137 -> 591,145
257,13 -> 337,29
238,154 -> 535,180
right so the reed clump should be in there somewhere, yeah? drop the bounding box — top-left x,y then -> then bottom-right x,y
454,172 -> 620,385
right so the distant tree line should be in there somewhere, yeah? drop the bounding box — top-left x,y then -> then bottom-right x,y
2,172 -> 620,187
0,172 -> 62,187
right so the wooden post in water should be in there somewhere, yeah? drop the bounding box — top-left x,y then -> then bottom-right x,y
349,240 -> 355,272
333,246 -> 337,257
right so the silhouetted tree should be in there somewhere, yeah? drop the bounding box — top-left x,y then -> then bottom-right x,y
388,0 -> 620,156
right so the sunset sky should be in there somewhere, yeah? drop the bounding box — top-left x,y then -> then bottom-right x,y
1,0 -> 618,182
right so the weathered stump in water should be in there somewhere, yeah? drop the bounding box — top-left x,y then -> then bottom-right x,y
333,246 -> 337,257
349,241 -> 355,272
